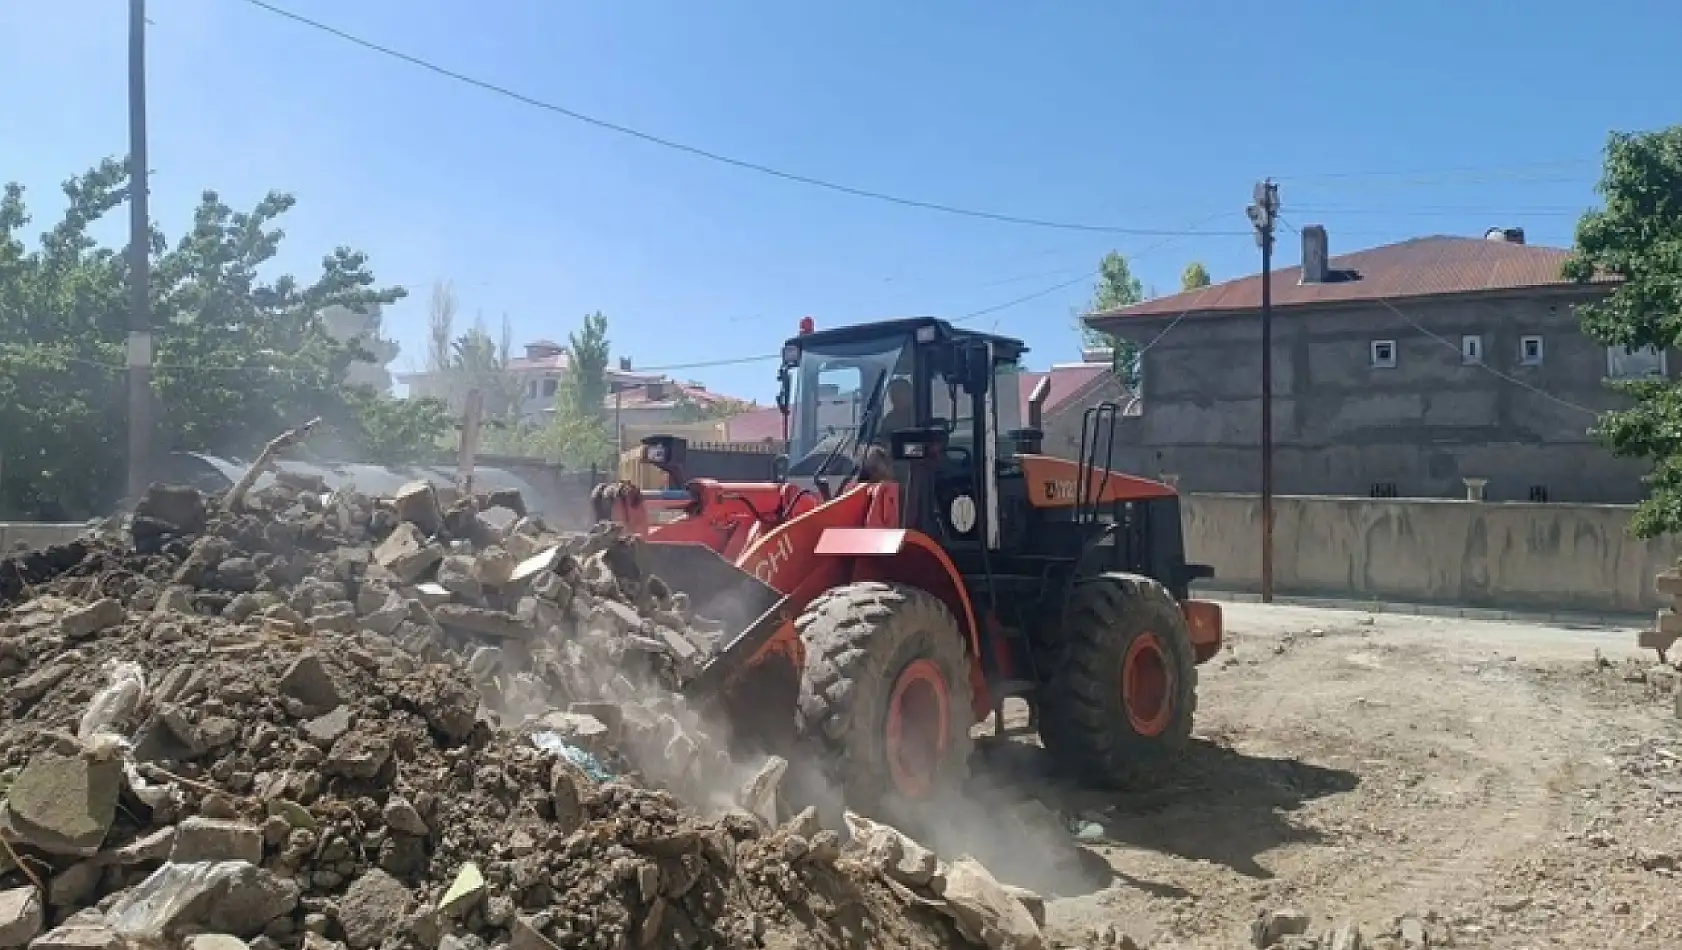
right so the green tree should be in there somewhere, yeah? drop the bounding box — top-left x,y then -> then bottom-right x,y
513,312 -> 615,469
1565,126 -> 1682,537
1076,251 -> 1144,386
0,159 -> 451,517
562,311 -> 611,420
1181,261 -> 1212,290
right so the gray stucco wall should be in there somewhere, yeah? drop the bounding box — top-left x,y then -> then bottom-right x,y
1085,288 -> 1653,503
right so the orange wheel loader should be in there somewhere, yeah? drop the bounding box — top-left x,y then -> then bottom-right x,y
589,316 -> 1223,813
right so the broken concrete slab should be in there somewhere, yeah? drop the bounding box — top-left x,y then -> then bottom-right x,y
373,524 -> 444,583
738,756 -> 788,829
433,604 -> 530,640
0,747 -> 121,857
392,481 -> 444,536
25,922 -> 123,950
171,818 -> 264,865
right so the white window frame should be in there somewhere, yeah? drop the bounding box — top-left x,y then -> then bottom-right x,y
1460,334 -> 1482,364
1520,335 -> 1544,366
1608,344 -> 1667,380
1370,339 -> 1397,369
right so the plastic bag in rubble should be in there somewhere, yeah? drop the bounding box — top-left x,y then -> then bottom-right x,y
531,732 -> 613,782
78,660 -> 147,743
105,861 -> 245,939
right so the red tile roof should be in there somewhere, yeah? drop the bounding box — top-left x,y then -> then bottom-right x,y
724,407 -> 786,443
1017,364 -> 1109,421
1090,235 -> 1615,322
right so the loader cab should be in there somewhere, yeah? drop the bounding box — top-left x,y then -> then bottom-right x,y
776,317 -> 1024,544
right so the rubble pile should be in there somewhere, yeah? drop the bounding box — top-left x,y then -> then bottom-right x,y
0,478 -> 1043,950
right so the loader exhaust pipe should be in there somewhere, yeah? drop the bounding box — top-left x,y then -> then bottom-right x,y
1014,375 -> 1053,455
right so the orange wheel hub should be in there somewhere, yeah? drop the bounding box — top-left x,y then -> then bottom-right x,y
885,658 -> 951,799
1121,632 -> 1173,737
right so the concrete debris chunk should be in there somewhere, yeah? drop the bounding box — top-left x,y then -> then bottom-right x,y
55,599 -> 124,641
0,746 -> 121,857
171,817 -> 264,865
392,481 -> 444,536
738,756 -> 788,829
338,869 -> 410,950
0,886 -> 44,948
1253,908 -> 1313,948
24,923 -> 123,950
373,523 -> 443,583
938,856 -> 1046,950
278,653 -> 342,711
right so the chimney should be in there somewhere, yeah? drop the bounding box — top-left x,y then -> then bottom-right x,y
1299,224 -> 1329,284
1484,227 -> 1526,245
619,356 -> 632,371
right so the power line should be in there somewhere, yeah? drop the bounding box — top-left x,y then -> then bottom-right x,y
231,0 -> 1248,240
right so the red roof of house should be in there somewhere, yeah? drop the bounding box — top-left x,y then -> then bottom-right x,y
1090,235 -> 1615,323
724,407 -> 786,443
1017,364 -> 1109,422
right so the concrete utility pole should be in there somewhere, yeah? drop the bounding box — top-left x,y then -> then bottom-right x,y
457,388 -> 485,496
1246,180 -> 1281,603
125,0 -> 154,504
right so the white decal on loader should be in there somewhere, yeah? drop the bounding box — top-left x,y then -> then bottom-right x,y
752,533 -> 795,584
1042,479 -> 1078,503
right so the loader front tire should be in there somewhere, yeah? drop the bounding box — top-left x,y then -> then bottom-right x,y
1039,573 -> 1197,788
795,581 -> 973,812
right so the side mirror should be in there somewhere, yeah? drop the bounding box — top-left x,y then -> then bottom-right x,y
961,345 -> 991,395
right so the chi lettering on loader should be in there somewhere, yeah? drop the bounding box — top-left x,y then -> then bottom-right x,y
751,532 -> 795,584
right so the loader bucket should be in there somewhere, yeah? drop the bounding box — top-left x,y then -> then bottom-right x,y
637,542 -> 790,699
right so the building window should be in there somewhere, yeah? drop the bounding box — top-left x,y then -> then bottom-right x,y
527,380 -> 539,399
1461,335 -> 1482,364
1520,336 -> 1544,365
1370,339 -> 1397,368
542,378 -> 558,397
1608,345 -> 1667,380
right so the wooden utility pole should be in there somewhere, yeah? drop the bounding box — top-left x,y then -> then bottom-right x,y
1247,180 -> 1281,603
125,0 -> 153,504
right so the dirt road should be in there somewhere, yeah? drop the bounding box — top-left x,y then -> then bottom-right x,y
962,603 -> 1682,949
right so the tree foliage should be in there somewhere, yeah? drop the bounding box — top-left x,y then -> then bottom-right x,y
1076,250 -> 1144,386
1565,126 -> 1682,537
1181,261 -> 1212,291
0,158 -> 450,518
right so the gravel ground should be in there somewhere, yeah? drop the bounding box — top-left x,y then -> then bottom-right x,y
951,602 -> 1674,949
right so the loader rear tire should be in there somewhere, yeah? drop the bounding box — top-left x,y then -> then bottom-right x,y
1039,573 -> 1197,788
795,581 -> 973,812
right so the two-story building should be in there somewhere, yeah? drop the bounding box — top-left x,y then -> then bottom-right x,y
1082,226 -> 1650,503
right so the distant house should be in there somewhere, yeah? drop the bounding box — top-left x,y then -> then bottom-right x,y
398,342 -> 752,431
1083,226 -> 1646,503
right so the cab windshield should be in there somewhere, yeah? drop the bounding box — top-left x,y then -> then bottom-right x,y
784,334 -> 912,477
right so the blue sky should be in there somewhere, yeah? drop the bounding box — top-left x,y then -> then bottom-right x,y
4,0 -> 1678,403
